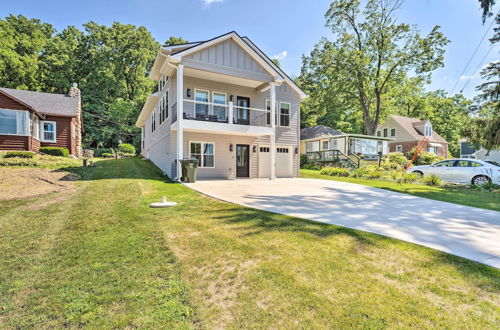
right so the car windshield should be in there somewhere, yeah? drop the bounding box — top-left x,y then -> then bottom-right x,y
485,161 -> 500,167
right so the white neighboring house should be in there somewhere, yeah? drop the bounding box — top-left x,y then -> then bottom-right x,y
136,32 -> 307,181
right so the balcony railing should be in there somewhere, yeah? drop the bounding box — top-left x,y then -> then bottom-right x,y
172,99 -> 269,127
306,149 -> 360,168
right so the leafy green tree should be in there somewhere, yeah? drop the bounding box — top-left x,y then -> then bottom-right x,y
164,36 -> 188,46
0,14 -> 54,90
320,0 -> 449,135
271,58 -> 281,67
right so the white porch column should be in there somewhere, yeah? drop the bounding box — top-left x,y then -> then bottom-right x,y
176,64 -> 184,182
270,83 -> 276,180
228,101 -> 233,124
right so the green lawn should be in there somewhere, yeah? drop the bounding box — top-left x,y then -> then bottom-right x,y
1,159 -> 499,328
301,169 -> 500,211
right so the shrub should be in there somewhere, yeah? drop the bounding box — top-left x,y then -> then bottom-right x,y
406,148 -> 440,165
40,147 -> 69,157
2,151 -> 35,158
402,172 -> 419,183
118,143 -> 135,155
387,152 -> 409,167
421,174 -> 442,186
91,148 -> 113,157
320,167 -> 350,177
350,167 -> 368,178
300,154 -> 309,167
102,153 -> 114,158
302,163 -> 321,170
365,167 -> 384,179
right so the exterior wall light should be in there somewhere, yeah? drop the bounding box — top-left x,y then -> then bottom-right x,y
230,144 -> 233,152
253,145 -> 257,153
295,147 -> 298,154
186,88 -> 191,98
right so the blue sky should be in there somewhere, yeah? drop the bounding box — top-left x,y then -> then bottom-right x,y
1,0 -> 498,98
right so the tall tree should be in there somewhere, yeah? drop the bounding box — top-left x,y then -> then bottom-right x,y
0,14 -> 54,90
164,36 -> 188,46
319,0 -> 449,135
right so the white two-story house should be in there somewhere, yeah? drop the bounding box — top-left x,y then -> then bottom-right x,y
136,32 -> 307,181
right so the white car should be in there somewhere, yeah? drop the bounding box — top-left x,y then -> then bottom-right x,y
407,159 -> 500,185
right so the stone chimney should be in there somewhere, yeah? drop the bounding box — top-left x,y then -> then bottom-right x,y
69,83 -> 83,158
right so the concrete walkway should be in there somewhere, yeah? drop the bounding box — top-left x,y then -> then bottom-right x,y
187,178 -> 500,268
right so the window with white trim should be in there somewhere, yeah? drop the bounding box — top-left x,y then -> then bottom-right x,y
376,130 -> 381,137
395,145 -> 403,153
260,147 -> 270,152
159,91 -> 168,124
279,102 -> 290,127
41,121 -> 56,142
190,142 -> 215,168
306,141 -> 320,152
383,128 -> 388,137
212,92 -> 227,121
194,89 -> 209,118
322,141 -> 329,150
424,123 -> 432,137
0,109 -> 29,135
390,128 -> 396,137
151,110 -> 156,132
33,116 -> 40,140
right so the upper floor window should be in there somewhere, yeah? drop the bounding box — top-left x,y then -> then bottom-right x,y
159,75 -> 168,92
151,110 -> 156,132
195,89 -> 209,118
159,91 -> 168,124
279,102 -> 290,127
424,124 -> 432,137
390,128 -> 396,137
41,121 -> 56,142
322,141 -> 329,150
212,92 -> 227,122
383,128 -> 388,137
376,130 -> 381,137
0,109 -> 29,135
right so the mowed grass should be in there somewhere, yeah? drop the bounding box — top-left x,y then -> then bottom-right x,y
301,169 -> 500,211
1,159 -> 499,328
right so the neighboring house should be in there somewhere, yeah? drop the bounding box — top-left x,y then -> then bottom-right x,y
460,139 -> 478,158
136,31 -> 307,180
0,85 -> 83,157
461,139 -> 500,162
376,115 -> 448,158
300,125 -> 392,161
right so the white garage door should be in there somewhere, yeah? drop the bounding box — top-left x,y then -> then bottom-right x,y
276,147 -> 292,177
258,146 -> 293,178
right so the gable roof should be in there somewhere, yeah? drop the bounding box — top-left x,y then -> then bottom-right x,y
301,125 -> 344,140
389,115 -> 447,143
0,87 -> 79,117
155,31 -> 307,99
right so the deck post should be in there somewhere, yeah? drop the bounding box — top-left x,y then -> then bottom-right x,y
176,64 -> 184,182
270,83 -> 276,180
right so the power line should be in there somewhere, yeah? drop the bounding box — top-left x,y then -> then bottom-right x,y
459,44 -> 495,93
449,11 -> 497,95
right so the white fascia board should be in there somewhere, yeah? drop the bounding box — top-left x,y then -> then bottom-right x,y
148,48 -> 168,80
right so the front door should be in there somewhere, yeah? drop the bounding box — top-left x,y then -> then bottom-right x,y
236,96 -> 250,125
236,144 -> 250,178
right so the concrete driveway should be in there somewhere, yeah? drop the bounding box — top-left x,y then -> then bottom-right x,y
187,178 -> 500,268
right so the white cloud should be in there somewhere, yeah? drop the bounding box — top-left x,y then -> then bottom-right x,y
459,73 -> 480,80
272,51 -> 288,60
202,0 -> 223,5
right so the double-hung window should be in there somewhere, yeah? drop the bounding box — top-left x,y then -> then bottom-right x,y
190,142 -> 215,168
41,121 -> 56,142
33,117 -> 40,140
279,102 -> 290,127
0,109 -> 29,135
159,91 -> 168,124
194,89 -> 209,118
151,110 -> 156,132
383,128 -> 388,137
390,128 -> 396,137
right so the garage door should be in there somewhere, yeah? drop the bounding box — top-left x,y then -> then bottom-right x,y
276,147 -> 292,177
258,146 -> 293,178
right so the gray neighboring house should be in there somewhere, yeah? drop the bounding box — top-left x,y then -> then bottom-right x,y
460,139 -> 500,163
136,31 -> 307,180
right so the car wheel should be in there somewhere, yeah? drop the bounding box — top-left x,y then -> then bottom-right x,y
472,175 -> 490,186
412,170 -> 423,177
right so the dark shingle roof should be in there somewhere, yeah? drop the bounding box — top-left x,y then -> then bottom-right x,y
301,125 -> 344,140
0,87 -> 79,117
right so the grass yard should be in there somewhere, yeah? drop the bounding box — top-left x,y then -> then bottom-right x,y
301,169 -> 500,211
1,159 -> 499,328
